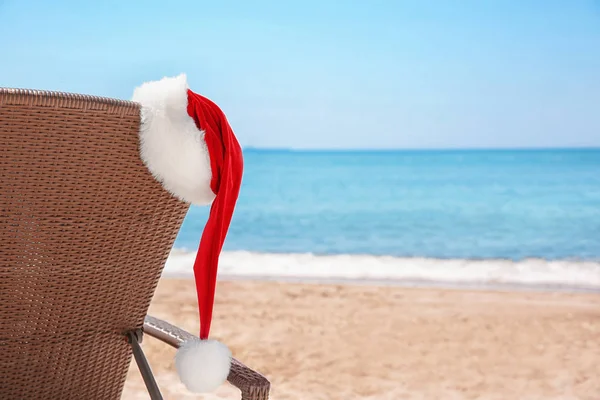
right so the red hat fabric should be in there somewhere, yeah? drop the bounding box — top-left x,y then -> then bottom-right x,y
132,74 -> 242,393
187,89 -> 243,339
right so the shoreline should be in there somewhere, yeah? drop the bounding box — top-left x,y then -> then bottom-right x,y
163,250 -> 600,294
170,247 -> 600,263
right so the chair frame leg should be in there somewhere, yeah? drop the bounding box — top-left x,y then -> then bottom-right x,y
127,329 -> 164,400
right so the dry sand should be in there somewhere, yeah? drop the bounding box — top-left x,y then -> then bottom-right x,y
122,278 -> 600,400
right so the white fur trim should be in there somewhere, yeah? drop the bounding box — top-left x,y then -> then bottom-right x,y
132,74 -> 215,205
175,339 -> 232,393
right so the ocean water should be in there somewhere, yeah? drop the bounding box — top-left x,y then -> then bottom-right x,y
175,149 -> 600,260
168,149 -> 600,288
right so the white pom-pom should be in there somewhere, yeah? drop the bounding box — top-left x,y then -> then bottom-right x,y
175,339 -> 232,393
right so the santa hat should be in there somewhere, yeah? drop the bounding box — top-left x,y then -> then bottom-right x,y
132,74 -> 243,393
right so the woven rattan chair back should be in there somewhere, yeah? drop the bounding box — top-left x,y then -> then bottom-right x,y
0,88 -> 189,399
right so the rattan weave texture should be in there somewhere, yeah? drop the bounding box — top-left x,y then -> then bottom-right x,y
0,88 -> 189,399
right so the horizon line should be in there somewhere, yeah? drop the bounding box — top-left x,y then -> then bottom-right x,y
241,146 -> 600,152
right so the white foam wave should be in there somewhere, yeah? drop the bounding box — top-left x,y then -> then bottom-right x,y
164,250 -> 600,290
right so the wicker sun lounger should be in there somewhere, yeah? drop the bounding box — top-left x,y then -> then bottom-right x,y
0,88 -> 270,399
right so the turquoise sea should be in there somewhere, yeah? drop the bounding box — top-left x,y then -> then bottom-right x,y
174,149 -> 600,261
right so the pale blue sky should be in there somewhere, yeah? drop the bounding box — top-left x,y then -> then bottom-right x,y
1,0 -> 599,149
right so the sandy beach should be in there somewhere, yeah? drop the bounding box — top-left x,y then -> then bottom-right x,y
122,278 -> 600,400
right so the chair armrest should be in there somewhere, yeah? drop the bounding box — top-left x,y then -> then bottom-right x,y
143,315 -> 270,400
